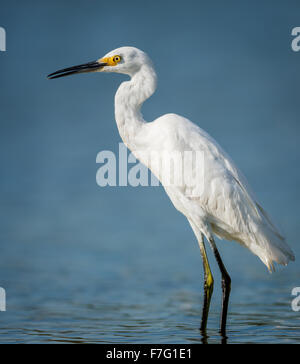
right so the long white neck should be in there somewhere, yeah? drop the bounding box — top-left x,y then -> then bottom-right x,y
114,64 -> 157,150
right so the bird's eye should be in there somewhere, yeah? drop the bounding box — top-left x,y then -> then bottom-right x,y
113,55 -> 121,64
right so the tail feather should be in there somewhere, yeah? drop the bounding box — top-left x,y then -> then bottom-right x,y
247,222 -> 295,273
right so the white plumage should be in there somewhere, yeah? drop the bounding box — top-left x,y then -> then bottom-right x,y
103,46 -> 295,272
48,45 -> 295,334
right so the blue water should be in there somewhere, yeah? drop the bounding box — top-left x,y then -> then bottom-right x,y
0,0 -> 300,343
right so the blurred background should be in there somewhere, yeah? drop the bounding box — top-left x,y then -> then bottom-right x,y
0,0 -> 300,343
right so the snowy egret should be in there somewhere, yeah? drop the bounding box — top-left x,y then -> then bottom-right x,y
48,46 -> 295,335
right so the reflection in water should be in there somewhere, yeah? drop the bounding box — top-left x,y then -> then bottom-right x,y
1,274 -> 300,343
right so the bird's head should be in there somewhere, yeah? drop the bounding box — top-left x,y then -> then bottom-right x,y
47,46 -> 151,80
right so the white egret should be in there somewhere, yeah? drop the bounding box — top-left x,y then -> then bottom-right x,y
48,46 -> 295,335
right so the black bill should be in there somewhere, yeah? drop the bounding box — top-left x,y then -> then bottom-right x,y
47,60 -> 107,79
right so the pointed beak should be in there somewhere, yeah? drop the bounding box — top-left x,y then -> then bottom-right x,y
47,60 -> 107,79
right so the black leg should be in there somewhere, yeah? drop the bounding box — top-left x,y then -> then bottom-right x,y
208,237 -> 231,336
188,220 -> 214,338
198,238 -> 214,334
